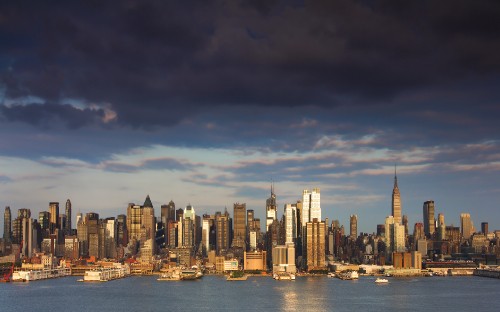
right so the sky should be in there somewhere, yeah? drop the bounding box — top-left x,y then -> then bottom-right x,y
1,0 -> 500,235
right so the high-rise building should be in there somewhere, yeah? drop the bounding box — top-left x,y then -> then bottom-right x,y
49,202 -> 59,233
385,216 -> 405,258
116,214 -> 127,246
413,223 -> 425,241
127,203 -> 142,242
423,200 -> 435,238
302,188 -> 321,226
215,211 -> 230,254
437,213 -> 446,241
304,218 -> 326,271
284,204 -> 297,245
233,203 -> 246,249
391,167 -> 402,224
266,184 -> 277,230
3,206 -> 11,242
142,195 -> 156,241
481,222 -> 489,235
460,213 -> 474,240
104,217 -> 117,259
65,199 -> 72,234
350,215 -> 358,239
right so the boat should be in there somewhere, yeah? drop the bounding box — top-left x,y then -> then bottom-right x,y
180,269 -> 202,280
338,271 -> 359,280
157,271 -> 181,281
273,272 -> 296,281
375,278 -> 389,283
327,272 -> 336,278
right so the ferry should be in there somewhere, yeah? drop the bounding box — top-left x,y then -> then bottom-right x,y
157,270 -> 181,281
273,272 -> 296,281
375,278 -> 389,283
338,271 -> 359,280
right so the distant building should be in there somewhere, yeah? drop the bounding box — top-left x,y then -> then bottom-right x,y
232,203 -> 246,249
266,184 -> 277,230
437,213 -> 446,241
49,202 -> 59,234
215,210 -> 230,254
460,213 -> 474,240
302,188 -> 321,226
391,167 -> 402,224
304,218 -> 326,271
272,244 -> 296,273
284,204 -> 297,245
244,250 -> 267,271
350,215 -> 358,239
3,206 -> 11,242
423,200 -> 435,238
65,199 -> 72,234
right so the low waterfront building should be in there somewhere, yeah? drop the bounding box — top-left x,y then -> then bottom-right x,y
244,250 -> 267,271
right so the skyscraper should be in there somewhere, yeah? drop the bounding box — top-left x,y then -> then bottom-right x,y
460,213 -> 474,240
233,203 -> 246,249
385,215 -> 405,258
65,199 -> 72,234
266,184 -> 277,230
305,218 -> 326,271
49,202 -> 59,233
423,200 -> 435,238
3,206 -> 11,242
302,188 -> 321,226
391,167 -> 402,224
437,213 -> 446,241
215,211 -> 230,254
284,204 -> 297,245
350,215 -> 358,239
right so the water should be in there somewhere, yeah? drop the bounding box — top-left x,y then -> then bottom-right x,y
1,275 -> 499,312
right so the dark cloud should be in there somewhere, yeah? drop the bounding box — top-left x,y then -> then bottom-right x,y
103,157 -> 201,173
1,0 -> 499,130
0,103 -> 106,129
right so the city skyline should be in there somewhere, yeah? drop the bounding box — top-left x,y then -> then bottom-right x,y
1,1 -> 500,234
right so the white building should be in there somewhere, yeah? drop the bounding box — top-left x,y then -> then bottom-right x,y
302,188 -> 321,226
284,204 -> 297,244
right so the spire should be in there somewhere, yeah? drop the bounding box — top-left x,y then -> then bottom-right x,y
144,195 -> 153,208
394,163 -> 398,188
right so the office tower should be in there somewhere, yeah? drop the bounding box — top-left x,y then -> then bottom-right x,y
65,199 -> 72,234
215,211 -> 230,254
437,213 -> 446,241
49,202 -> 59,233
21,217 -> 34,258
166,200 -> 176,221
202,215 -> 215,256
247,209 -> 254,232
86,212 -> 99,258
38,211 -> 50,236
176,208 -> 184,222
385,216 -> 405,257
233,203 -> 246,249
284,204 -> 297,245
460,213 -> 474,240
302,188 -> 321,226
481,222 -> 489,235
76,212 -> 83,226
305,218 -> 326,271
402,215 -> 408,236
391,167 -> 402,224
423,200 -> 435,238
3,206 -> 11,242
377,224 -> 385,237
266,184 -> 277,230
127,203 -> 142,242
413,223 -> 425,240
142,195 -> 156,241
350,215 -> 358,239
116,214 -> 127,246
104,218 -> 117,259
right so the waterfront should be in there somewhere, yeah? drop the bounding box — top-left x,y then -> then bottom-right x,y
1,276 -> 499,312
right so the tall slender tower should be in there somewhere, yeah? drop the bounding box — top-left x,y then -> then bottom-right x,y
391,166 -> 402,224
423,200 -> 435,238
349,215 -> 358,239
49,202 -> 59,233
65,199 -> 72,234
266,183 -> 277,230
3,206 -> 11,242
